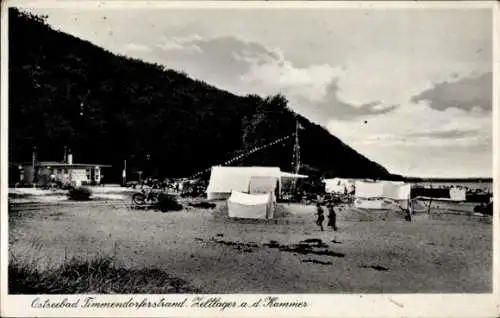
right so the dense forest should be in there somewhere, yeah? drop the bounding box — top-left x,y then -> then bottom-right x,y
9,8 -> 392,182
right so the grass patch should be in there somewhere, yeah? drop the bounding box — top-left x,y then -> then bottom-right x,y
9,256 -> 200,294
157,193 -> 183,212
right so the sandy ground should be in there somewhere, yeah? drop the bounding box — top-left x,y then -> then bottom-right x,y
9,198 -> 492,294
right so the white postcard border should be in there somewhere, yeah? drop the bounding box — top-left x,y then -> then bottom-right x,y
1,1 -> 499,317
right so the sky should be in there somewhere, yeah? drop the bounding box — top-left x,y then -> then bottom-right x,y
22,4 -> 494,178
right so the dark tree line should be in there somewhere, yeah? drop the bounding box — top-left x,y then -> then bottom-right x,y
9,8 -> 390,182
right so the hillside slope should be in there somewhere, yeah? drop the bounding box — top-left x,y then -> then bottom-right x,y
9,8 -> 390,181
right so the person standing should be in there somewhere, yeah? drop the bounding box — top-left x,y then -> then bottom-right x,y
316,203 -> 325,231
327,201 -> 338,231
405,198 -> 413,222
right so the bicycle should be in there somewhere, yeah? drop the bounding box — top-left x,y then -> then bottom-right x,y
132,186 -> 162,206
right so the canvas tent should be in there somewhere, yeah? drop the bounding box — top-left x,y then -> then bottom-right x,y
354,180 -> 411,210
355,180 -> 410,200
206,166 -> 282,200
227,190 -> 276,219
449,187 -> 466,201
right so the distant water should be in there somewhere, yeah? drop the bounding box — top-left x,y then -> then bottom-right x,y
411,181 -> 493,193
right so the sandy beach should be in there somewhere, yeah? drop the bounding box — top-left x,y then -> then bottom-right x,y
9,191 -> 492,294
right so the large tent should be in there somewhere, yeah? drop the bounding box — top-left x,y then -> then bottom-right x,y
206,166 -> 283,200
206,166 -> 307,200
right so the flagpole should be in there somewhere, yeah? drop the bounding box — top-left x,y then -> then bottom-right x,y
291,116 -> 301,202
294,118 -> 300,175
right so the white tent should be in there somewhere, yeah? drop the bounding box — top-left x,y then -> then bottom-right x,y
227,190 -> 276,219
382,182 -> 411,200
449,187 -> 466,201
206,166 -> 282,200
354,180 -> 411,210
355,180 -> 385,198
355,180 -> 410,200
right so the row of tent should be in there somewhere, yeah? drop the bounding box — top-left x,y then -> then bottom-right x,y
204,167 -> 469,218
326,178 -> 467,209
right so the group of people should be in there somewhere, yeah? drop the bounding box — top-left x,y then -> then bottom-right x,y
315,201 -> 338,232
314,198 -> 415,232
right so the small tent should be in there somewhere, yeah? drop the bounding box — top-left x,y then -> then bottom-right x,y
227,190 -> 276,219
449,187 -> 466,201
206,166 -> 282,200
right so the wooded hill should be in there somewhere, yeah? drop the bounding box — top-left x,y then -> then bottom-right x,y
9,8 -> 391,182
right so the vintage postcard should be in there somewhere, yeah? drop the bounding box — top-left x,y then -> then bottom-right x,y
1,1 -> 498,317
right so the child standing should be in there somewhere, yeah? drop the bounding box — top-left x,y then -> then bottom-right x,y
327,201 -> 338,231
316,203 -> 325,231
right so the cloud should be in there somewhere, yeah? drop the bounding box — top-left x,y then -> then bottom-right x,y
239,53 -> 342,102
144,35 -> 280,91
155,35 -> 203,53
124,43 -> 151,52
408,129 -> 478,139
294,79 -> 399,122
411,72 -> 492,112
326,102 -> 492,176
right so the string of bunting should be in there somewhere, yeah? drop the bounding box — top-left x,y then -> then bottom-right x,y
187,134 -> 294,180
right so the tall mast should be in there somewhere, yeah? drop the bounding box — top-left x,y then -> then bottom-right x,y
293,117 -> 300,174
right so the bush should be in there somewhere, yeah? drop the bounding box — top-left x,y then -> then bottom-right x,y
67,186 -> 92,201
157,193 -> 183,212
